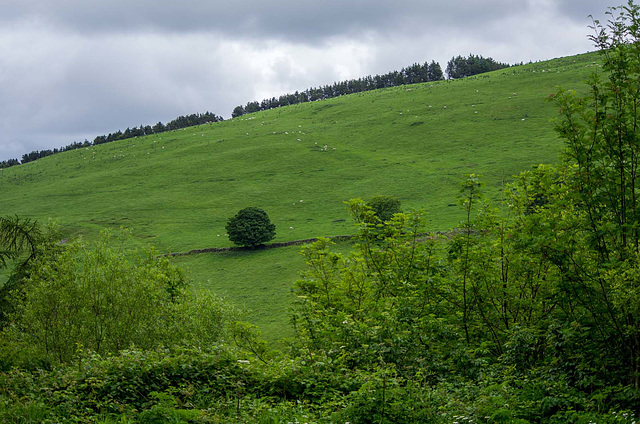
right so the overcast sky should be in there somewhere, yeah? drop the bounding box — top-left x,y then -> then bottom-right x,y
0,0 -> 610,161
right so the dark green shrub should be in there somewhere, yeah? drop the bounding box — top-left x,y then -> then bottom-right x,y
367,195 -> 402,222
225,207 -> 276,247
138,392 -> 203,424
334,367 -> 438,424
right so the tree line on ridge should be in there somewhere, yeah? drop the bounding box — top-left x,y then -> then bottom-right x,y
1,54 -> 509,170
231,55 -> 509,118
0,111 -> 223,169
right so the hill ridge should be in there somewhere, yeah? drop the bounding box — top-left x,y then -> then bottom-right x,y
1,51 -> 599,251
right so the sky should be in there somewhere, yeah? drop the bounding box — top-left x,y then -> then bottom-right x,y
0,0 -> 610,162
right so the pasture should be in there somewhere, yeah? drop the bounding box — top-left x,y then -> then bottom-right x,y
0,52 -> 599,339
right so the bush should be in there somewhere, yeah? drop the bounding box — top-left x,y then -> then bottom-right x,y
367,195 -> 402,222
225,207 -> 276,247
1,230 -> 233,366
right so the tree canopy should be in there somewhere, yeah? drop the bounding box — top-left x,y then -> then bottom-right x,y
2,230 -> 233,365
225,207 -> 276,248
367,195 -> 402,222
445,54 -> 510,79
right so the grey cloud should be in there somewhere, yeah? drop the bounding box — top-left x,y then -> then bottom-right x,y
3,0 -> 549,42
557,1 -> 611,22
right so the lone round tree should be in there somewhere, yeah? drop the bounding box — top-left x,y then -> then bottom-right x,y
225,207 -> 276,247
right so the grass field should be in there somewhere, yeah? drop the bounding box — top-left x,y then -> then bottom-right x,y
0,52 -> 600,340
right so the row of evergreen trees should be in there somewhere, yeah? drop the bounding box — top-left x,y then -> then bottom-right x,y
445,54 -> 511,79
232,60 -> 445,117
0,112 -> 223,169
231,54 -> 509,118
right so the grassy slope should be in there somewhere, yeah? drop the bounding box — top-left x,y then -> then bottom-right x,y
0,52 -> 599,339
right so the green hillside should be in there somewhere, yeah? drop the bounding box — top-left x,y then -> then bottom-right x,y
0,52 -> 600,338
